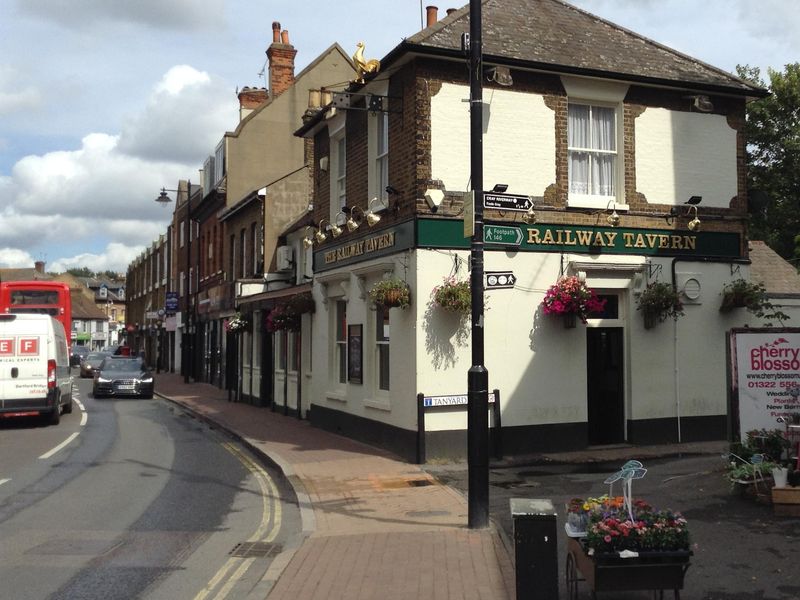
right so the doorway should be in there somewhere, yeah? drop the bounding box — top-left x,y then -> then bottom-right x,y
586,327 -> 625,445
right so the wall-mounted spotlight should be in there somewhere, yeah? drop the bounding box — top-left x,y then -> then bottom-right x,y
346,206 -> 364,232
492,183 -> 508,193
331,213 -> 345,238
385,185 -> 400,195
487,66 -> 513,87
522,207 -> 537,224
315,219 -> 330,243
365,197 -> 383,227
691,95 -> 714,113
687,205 -> 701,231
302,226 -> 314,249
687,195 -> 702,205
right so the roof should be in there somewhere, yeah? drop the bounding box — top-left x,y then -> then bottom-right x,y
70,290 -> 108,320
749,241 -> 800,295
0,268 -> 52,282
399,0 -> 765,96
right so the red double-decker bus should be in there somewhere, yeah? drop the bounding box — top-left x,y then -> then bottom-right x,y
0,281 -> 72,345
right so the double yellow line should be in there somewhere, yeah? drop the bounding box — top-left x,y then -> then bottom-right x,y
193,442 -> 282,600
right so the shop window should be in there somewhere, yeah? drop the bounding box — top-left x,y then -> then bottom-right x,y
335,300 -> 347,384
375,306 -> 390,391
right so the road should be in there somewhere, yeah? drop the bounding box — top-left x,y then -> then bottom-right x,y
426,453 -> 800,599
0,371 -> 302,600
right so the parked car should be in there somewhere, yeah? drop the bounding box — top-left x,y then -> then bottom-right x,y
80,352 -> 108,378
69,344 -> 89,367
92,356 -> 154,399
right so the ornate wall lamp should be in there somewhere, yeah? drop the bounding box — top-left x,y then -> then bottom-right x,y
330,213 -> 345,238
346,206 -> 364,232
667,196 -> 702,230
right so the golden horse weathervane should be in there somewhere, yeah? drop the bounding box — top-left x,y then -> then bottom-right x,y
352,42 -> 380,84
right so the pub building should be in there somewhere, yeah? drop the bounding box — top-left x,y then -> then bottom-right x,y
287,0 -> 800,461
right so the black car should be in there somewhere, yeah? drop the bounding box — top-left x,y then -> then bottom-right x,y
70,344 -> 89,367
80,352 -> 108,378
92,357 -> 154,399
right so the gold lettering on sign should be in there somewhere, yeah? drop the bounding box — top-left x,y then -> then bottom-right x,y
527,227 -> 697,251
323,232 -> 397,266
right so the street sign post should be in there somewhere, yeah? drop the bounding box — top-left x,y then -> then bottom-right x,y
485,271 -> 516,289
483,192 -> 533,212
484,225 -> 523,246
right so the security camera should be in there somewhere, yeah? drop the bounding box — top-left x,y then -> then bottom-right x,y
424,189 -> 444,213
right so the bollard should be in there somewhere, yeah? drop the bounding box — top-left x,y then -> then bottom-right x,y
510,498 -> 558,600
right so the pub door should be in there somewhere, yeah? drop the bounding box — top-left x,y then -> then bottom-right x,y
586,327 -> 625,445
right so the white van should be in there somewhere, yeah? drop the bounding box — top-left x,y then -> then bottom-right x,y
0,313 -> 73,424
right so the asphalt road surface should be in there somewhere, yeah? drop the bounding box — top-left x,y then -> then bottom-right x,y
426,452 -> 800,599
0,372 -> 301,600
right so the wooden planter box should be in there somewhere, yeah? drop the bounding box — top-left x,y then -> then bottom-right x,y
772,486 -> 800,517
566,537 -> 692,599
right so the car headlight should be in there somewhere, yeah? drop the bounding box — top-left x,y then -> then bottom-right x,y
140,376 -> 153,383
97,376 -> 111,383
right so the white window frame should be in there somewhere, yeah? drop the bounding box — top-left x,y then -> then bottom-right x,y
567,101 -> 623,209
334,300 -> 347,386
367,81 -> 390,210
374,305 -> 390,392
327,113 -> 347,223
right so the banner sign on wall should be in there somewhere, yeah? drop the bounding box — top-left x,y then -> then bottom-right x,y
730,329 -> 800,440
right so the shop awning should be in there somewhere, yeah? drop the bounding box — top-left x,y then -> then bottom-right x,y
237,283 -> 312,312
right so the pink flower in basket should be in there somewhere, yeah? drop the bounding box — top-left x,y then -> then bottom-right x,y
541,275 -> 606,323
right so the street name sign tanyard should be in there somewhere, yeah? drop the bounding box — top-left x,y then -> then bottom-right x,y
483,192 -> 533,212
483,225 -> 523,246
423,391 -> 498,407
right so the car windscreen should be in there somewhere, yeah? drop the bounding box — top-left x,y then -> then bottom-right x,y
102,359 -> 143,371
86,353 -> 106,361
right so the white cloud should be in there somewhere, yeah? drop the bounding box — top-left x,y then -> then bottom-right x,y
0,247 -> 36,269
50,242 -> 148,274
0,65 -> 43,116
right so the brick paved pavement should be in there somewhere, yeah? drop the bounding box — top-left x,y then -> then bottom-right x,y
154,373 -> 515,600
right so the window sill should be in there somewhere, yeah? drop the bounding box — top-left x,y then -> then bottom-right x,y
326,390 -> 347,403
567,195 -> 628,211
364,396 -> 391,412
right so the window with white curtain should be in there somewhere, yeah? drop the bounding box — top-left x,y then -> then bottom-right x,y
375,306 -> 390,391
335,300 -> 347,384
568,103 -> 617,203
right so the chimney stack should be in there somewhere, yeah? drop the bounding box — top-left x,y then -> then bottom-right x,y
34,260 -> 45,274
446,8 -> 457,16
238,86 -> 268,120
267,21 -> 297,100
426,6 -> 438,28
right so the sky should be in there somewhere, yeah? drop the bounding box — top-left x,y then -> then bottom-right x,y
0,0 -> 798,275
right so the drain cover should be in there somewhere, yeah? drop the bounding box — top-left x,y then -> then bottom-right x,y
229,541 -> 282,558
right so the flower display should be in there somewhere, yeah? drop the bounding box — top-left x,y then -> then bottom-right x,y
541,275 -> 606,323
431,276 -> 471,315
571,494 -> 690,553
225,312 -> 248,333
266,304 -> 300,333
636,281 -> 684,326
368,278 -> 411,309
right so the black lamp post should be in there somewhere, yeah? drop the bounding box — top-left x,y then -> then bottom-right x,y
467,0 -> 489,529
156,181 -> 193,383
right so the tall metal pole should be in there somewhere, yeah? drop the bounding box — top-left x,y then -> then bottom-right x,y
183,180 -> 192,384
467,0 -> 489,529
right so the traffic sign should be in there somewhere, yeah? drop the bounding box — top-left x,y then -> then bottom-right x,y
486,271 -> 516,289
483,192 -> 532,212
484,225 -> 523,246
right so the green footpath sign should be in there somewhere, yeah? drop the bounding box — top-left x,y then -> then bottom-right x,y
484,225 -> 523,246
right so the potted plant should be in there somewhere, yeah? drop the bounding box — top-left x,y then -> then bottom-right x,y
720,278 -> 790,324
431,276 -> 471,316
225,312 -> 248,334
368,278 -> 411,309
636,282 -> 684,329
541,275 -> 606,328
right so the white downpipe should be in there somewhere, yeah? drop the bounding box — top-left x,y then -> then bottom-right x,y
674,316 -> 682,443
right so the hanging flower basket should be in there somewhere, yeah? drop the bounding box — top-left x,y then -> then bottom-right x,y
266,304 -> 300,333
636,282 -> 684,328
431,277 -> 471,315
368,278 -> 411,309
541,275 -> 606,325
720,278 -> 789,324
225,312 -> 248,334
285,291 -> 316,315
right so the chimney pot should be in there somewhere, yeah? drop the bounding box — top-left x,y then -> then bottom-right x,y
267,22 -> 297,99
272,21 -> 281,43
426,5 -> 438,28
446,8 -> 457,16
281,30 -> 290,44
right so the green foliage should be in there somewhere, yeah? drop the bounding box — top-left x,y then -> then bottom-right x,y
720,278 -> 789,325
736,64 -> 800,261
431,277 -> 471,315
636,282 -> 684,322
368,278 -> 411,309
67,267 -> 94,277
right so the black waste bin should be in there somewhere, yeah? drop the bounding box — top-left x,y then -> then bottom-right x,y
510,498 -> 558,600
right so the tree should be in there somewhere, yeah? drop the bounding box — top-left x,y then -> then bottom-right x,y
737,64 -> 800,262
66,267 -> 94,278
